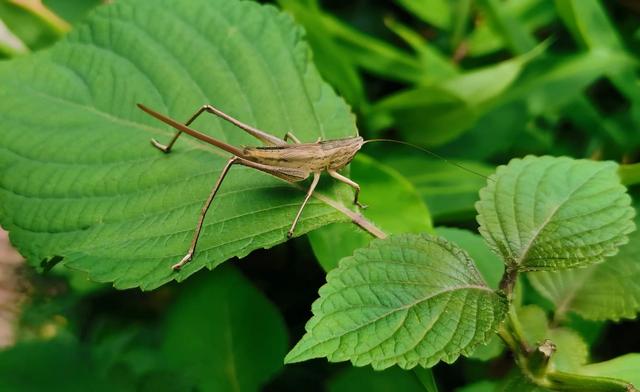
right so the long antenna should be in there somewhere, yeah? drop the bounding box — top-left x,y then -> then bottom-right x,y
363,138 -> 493,181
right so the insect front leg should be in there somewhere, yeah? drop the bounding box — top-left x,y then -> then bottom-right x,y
328,169 -> 367,209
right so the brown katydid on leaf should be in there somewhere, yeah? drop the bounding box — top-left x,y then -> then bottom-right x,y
138,103 -> 491,270
138,103 -> 372,270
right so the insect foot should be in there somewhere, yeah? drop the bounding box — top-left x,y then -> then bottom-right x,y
150,138 -> 172,153
172,252 -> 194,270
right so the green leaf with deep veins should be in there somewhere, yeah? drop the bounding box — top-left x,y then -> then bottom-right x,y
476,156 -> 635,272
0,0 -> 358,290
285,233 -> 508,369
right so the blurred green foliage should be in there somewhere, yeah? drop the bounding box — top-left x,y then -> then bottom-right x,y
1,0 -> 639,391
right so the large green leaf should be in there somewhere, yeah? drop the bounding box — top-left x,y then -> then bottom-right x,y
285,233 -> 507,369
162,266 -> 287,392
476,156 -> 635,271
528,220 -> 640,321
0,0 -> 358,289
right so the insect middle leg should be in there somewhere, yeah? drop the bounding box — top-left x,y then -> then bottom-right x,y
173,156 -> 309,270
328,169 -> 366,208
172,156 -> 239,270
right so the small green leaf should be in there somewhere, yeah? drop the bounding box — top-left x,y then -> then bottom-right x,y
578,354 -> 640,388
548,328 -> 589,372
162,266 -> 287,392
476,156 -> 635,271
528,212 -> 640,321
285,233 -> 508,369
0,0 -> 358,290
518,304 -> 549,345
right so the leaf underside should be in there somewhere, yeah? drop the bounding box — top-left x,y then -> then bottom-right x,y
285,233 -> 507,370
0,0 -> 358,289
476,155 -> 635,272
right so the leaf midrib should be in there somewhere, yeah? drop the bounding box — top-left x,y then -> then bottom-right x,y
515,164 -> 609,268
309,284 -> 493,340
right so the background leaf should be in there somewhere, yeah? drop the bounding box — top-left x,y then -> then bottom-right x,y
0,338 -> 114,391
308,154 -> 433,271
381,154 -> 493,222
286,233 -> 507,369
0,0 -> 358,290
476,155 -> 635,271
162,266 -> 288,392
328,365 -> 428,392
547,328 -> 589,372
528,219 -> 640,321
578,354 -> 640,387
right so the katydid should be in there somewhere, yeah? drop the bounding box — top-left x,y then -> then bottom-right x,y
137,104 -> 489,270
138,103 -> 365,270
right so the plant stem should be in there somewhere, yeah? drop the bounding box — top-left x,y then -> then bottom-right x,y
499,265 -> 518,300
506,305 -> 530,354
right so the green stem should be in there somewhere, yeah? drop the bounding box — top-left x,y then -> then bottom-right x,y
506,304 -> 530,354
